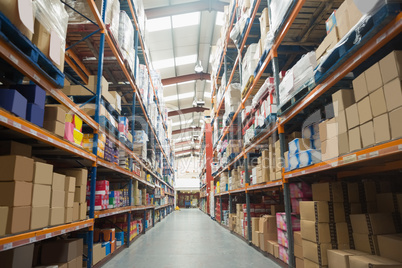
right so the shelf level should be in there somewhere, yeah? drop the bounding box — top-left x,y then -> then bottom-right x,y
0,219 -> 93,252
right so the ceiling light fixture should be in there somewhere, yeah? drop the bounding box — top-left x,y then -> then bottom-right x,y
194,60 -> 203,73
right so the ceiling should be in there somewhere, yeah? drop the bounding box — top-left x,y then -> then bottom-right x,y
143,0 -> 228,158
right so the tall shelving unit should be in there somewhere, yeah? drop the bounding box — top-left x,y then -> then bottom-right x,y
207,0 -> 402,267
0,0 -> 175,267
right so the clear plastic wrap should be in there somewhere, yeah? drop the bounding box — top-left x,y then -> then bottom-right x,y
34,0 -> 68,40
224,83 -> 241,116
118,11 -> 135,62
269,0 -> 292,34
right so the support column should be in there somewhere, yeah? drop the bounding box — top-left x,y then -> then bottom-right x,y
245,153 -> 252,242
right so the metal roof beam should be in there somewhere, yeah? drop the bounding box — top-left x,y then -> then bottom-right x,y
175,139 -> 199,146
162,72 -> 210,86
145,1 -> 226,19
168,107 -> 208,117
172,127 -> 201,135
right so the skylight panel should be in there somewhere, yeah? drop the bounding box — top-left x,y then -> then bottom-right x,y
146,17 -> 172,32
152,58 -> 175,70
172,12 -> 200,28
175,54 -> 197,66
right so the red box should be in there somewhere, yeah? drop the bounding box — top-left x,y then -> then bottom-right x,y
279,245 -> 290,264
277,229 -> 290,247
276,212 -> 300,231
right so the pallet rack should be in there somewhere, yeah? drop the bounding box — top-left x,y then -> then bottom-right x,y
0,1 -> 175,267
207,0 -> 402,267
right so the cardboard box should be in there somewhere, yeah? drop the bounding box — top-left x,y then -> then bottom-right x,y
353,73 -> 369,102
32,184 -> 51,207
336,222 -> 350,245
296,257 -> 304,268
92,243 -> 106,265
79,203 -> 87,220
370,87 -> 387,117
333,202 -> 346,223
349,127 -> 362,152
52,173 -> 66,191
338,131 -> 350,155
326,118 -> 339,140
357,97 -> 373,125
365,63 -> 383,94
337,110 -> 348,135
0,206 -> 8,236
0,0 -> 34,41
41,238 -> 83,264
335,1 -> 350,40
389,106 -> 402,139
373,113 -> 391,143
294,231 -> 302,246
294,244 -> 303,259
51,190 -> 65,208
346,103 -> 360,130
332,89 -> 355,116
73,202 -> 79,222
379,50 -> 402,84
360,121 -> 375,148
0,181 -> 32,206
349,254 -> 402,267
30,206 -> 50,229
7,206 -> 31,234
65,192 -> 74,208
327,249 -> 368,268
322,136 -> 339,161
364,181 -> 377,202
65,177 -> 76,193
353,233 -> 379,254
65,207 -> 73,223
346,0 -> 363,27
0,244 -> 34,268
312,182 -> 344,202
302,239 -> 332,266
56,169 -> 87,186
33,162 -> 53,185
300,201 -> 329,222
0,141 -> 31,157
49,207 -> 64,226
273,243 -> 279,258
44,106 -> 67,122
384,78 -> 402,112
316,26 -> 339,62
301,220 -> 331,243
74,185 -> 86,203
0,155 -> 34,182
377,234 -> 402,263
350,213 -> 396,235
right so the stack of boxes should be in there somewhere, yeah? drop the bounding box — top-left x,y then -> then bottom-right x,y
16,85 -> 46,127
64,113 -> 84,147
82,133 -> 106,159
50,172 -> 66,226
256,215 -> 277,253
88,180 -> 110,211
43,105 -> 66,137
104,137 -> 118,165
64,176 -> 76,223
276,212 -> 301,264
94,228 -> 116,255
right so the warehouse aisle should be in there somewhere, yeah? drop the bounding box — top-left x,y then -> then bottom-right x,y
103,209 -> 283,268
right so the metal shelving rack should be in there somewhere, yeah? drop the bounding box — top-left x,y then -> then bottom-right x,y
207,0 -> 402,267
0,0 -> 175,267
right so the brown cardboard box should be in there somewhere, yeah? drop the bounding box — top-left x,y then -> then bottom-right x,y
65,177 -> 76,193
312,182 -> 344,202
0,0 -> 34,41
353,73 -> 369,102
370,87 -> 387,117
349,254 -> 402,267
0,141 -> 31,157
259,215 -> 277,234
326,118 -> 339,140
350,213 -> 396,235
364,181 -> 377,202
338,132 -> 350,155
332,89 -> 355,116
251,217 -> 260,245
0,155 -> 34,182
365,63 -> 383,94
304,258 -> 320,268
377,234 -> 402,263
384,78 -> 402,112
322,136 -> 339,161
350,203 -> 363,214
30,206 -> 49,229
379,50 -> 402,84
49,207 -> 64,226
346,0 -> 363,27
336,222 -> 350,245
300,201 -> 329,222
335,1 -> 351,40
79,203 -> 87,220
346,104 -> 360,130
267,240 -> 275,255
373,113 -> 391,143
43,120 -> 65,137
0,181 -> 32,206
296,257 -> 304,268
358,97 -> 373,125
366,202 -> 378,213
92,243 -> 106,265
349,127 -> 362,152
333,202 -> 346,223
7,206 -> 31,234
51,190 -> 65,208
302,239 -> 332,266
0,244 -> 34,268
52,173 -> 66,191
33,162 -> 53,185
348,182 -> 360,203
337,110 -> 348,134
0,206 -> 8,236
273,243 -> 279,258
294,243 -> 303,259
65,192 -> 74,208
32,184 -> 51,207
301,220 -> 331,243
360,121 -> 375,148
389,106 -> 402,139
319,120 -> 328,141
376,193 -> 397,213
294,231 -> 302,246
67,257 -> 77,268
56,169 -> 88,186
73,202 -> 79,222
44,106 -> 66,122
316,27 -> 340,62
74,185 -> 86,203
327,249 -> 368,268
41,238 -> 83,264
65,207 -> 73,223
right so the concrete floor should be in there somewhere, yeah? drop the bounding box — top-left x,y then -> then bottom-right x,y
103,209 -> 283,268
